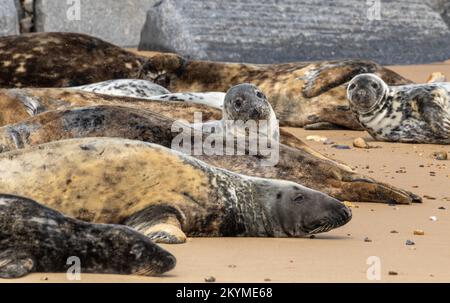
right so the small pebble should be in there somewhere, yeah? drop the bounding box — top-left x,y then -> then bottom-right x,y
204,276 -> 216,283
306,135 -> 328,142
390,230 -> 399,234
432,151 -> 448,161
405,240 -> 415,245
353,137 -> 369,149
323,139 -> 335,145
413,230 -> 425,236
424,195 -> 437,200
388,271 -> 398,276
438,207 -> 446,210
429,216 -> 438,221
332,144 -> 351,150
264,278 -> 272,282
228,265 -> 237,268
364,237 -> 372,243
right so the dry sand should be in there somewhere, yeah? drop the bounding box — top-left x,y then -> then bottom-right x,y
3,62 -> 450,283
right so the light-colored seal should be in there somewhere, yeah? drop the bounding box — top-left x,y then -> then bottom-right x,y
75,79 -> 171,97
0,137 -> 352,243
192,83 -> 279,143
347,73 -> 450,144
0,194 -> 176,279
0,105 -> 421,204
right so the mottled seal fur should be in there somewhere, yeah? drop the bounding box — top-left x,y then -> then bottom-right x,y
75,79 -> 171,97
0,194 -> 176,278
0,32 -> 410,128
0,88 -> 222,127
347,73 -> 450,144
192,83 -> 280,143
0,105 -> 420,204
142,53 -> 412,129
0,137 -> 352,243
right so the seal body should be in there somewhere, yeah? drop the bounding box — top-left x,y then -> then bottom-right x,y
347,74 -> 450,144
0,106 -> 419,205
75,79 -> 171,98
0,137 -> 351,243
0,88 -> 222,127
0,194 -> 176,278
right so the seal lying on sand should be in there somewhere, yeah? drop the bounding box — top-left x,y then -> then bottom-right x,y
141,53 -> 412,129
0,137 -> 352,243
347,73 -> 450,144
0,194 -> 176,278
0,32 -> 410,128
0,88 -> 223,127
0,105 -> 420,205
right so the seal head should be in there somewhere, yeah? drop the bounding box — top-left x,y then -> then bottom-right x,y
347,73 -> 389,114
223,83 -> 271,122
255,180 -> 352,237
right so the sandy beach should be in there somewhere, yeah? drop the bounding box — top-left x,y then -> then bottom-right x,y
3,61 -> 450,283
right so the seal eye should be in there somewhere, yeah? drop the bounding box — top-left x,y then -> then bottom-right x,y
348,83 -> 356,90
293,194 -> 304,203
256,91 -> 265,99
234,98 -> 243,110
371,83 -> 379,89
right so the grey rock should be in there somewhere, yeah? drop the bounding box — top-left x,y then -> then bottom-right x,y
426,0 -> 450,26
34,0 -> 159,47
139,0 -> 450,64
0,0 -> 20,36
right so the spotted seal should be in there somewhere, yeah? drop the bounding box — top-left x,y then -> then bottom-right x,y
347,73 -> 450,144
140,53 -> 412,129
0,105 -> 420,204
0,137 -> 352,243
0,194 -> 176,278
191,83 -> 279,143
0,32 -> 411,129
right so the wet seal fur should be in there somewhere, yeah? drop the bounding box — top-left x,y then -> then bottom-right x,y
0,32 -> 411,129
0,194 -> 176,279
0,105 -> 421,205
347,74 -> 450,144
0,137 -> 352,243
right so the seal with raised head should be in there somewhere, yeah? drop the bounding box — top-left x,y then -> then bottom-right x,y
192,83 -> 280,143
0,32 -> 411,129
0,137 -> 352,243
347,73 -> 450,144
0,105 -> 420,205
0,194 -> 176,279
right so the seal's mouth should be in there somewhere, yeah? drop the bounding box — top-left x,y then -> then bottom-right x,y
305,206 -> 352,235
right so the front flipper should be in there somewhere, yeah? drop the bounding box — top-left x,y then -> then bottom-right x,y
124,204 -> 187,244
0,249 -> 35,279
304,122 -> 347,130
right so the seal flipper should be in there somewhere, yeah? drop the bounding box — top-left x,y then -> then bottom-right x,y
124,204 -> 187,244
302,61 -> 379,98
0,249 -> 35,279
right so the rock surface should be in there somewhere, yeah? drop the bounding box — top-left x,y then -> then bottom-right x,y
0,0 -> 20,37
139,0 -> 450,64
34,0 -> 159,47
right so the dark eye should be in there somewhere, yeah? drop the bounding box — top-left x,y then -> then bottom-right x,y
348,83 -> 356,90
234,98 -> 243,109
293,194 -> 304,203
371,82 -> 379,89
256,91 -> 265,99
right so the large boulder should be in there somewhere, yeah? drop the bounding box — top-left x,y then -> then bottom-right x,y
0,0 -> 20,37
34,0 -> 159,47
139,0 -> 450,64
426,0 -> 450,26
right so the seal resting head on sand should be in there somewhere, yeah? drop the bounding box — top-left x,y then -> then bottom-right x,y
347,73 -> 450,144
0,137 -> 352,244
0,194 -> 176,279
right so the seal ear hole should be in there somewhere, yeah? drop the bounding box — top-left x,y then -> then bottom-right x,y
348,83 -> 356,90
